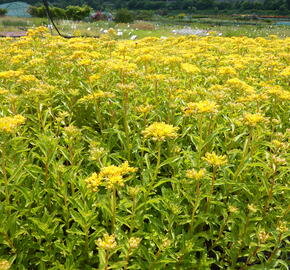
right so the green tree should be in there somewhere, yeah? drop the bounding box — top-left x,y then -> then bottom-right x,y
0,8 -> 7,16
65,5 -> 92,20
114,8 -> 134,23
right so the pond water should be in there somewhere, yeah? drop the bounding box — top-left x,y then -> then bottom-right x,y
275,21 -> 290,26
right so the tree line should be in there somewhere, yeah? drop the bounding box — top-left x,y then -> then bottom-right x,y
0,0 -> 289,11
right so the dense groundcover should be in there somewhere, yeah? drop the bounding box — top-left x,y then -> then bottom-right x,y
0,27 -> 289,269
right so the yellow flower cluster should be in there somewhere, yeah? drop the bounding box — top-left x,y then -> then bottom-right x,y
0,70 -> 23,79
266,86 -> 290,100
142,122 -> 179,141
258,231 -> 270,243
280,66 -> 290,77
0,89 -> 8,95
117,82 -> 136,92
85,161 -> 137,191
186,168 -> 206,180
203,152 -> 228,167
128,237 -> 142,249
136,104 -> 154,114
243,113 -> 267,127
217,66 -> 237,77
27,26 -> 48,37
0,260 -> 11,270
17,75 -> 39,83
78,91 -> 115,103
88,74 -> 100,83
277,221 -> 288,234
0,115 -> 26,133
225,78 -> 255,94
228,205 -> 238,213
181,63 -> 200,74
184,100 -> 218,115
64,125 -> 81,138
96,233 -> 117,250
85,173 -> 102,192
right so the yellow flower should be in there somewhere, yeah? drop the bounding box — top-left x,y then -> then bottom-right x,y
248,204 -> 258,213
162,56 -> 183,65
136,105 -> 154,114
0,70 -> 23,79
271,139 -> 283,149
272,155 -> 286,166
225,78 -> 255,94
243,113 -> 266,127
108,28 -> 117,36
89,74 -> 100,83
181,63 -> 200,74
86,162 -> 137,190
0,115 -> 26,133
78,91 -> 115,103
280,66 -> 290,77
17,75 -> 39,83
117,82 -> 136,92
217,66 -> 237,77
277,221 -> 288,233
228,205 -> 238,213
266,85 -> 290,100
0,259 -> 11,270
186,168 -> 206,180
27,26 -> 48,37
64,125 -> 81,138
142,122 -> 179,141
136,54 -> 154,63
203,152 -> 227,167
105,60 -> 137,73
184,100 -> 218,115
128,186 -> 140,197
146,74 -> 166,82
89,142 -> 107,161
85,172 -> 102,192
128,237 -> 142,249
258,230 -> 270,243
0,89 -> 8,95
96,233 -> 117,250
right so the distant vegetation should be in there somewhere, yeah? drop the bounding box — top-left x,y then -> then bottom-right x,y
0,0 -> 289,13
28,5 -> 92,20
114,8 -> 134,23
0,8 -> 7,16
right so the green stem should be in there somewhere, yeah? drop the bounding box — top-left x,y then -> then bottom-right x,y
153,142 -> 162,181
124,248 -> 131,270
264,167 -> 277,212
104,250 -> 109,270
211,166 -> 217,195
123,90 -> 130,160
149,249 -> 162,270
85,226 -> 89,257
206,166 -> 217,212
234,127 -> 253,181
68,144 -> 74,167
246,246 -> 259,266
196,115 -> 204,169
96,101 -> 103,130
111,187 -> 117,232
190,198 -> 200,234
243,215 -> 250,235
130,196 -> 136,233
267,233 -> 282,264
1,142 -> 9,207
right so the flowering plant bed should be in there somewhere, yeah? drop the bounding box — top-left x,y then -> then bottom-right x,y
0,27 -> 289,269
